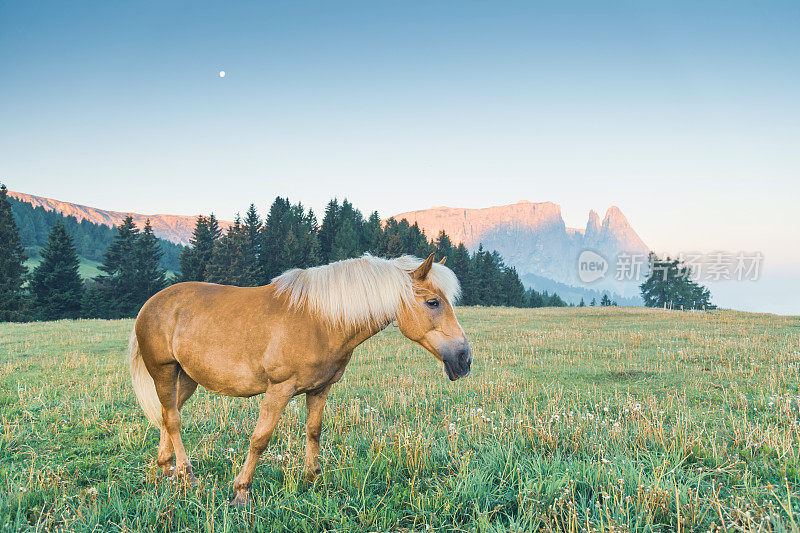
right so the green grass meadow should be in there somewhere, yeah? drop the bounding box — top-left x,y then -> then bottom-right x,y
23,248 -> 105,281
1,308 -> 799,531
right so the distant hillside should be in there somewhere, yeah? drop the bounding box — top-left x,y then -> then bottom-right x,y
392,201 -> 649,299
10,195 -> 183,273
521,273 -> 642,306
22,246 -> 105,280
8,190 -> 231,246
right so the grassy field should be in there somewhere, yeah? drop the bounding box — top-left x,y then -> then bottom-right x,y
23,248 -> 105,280
23,247 -> 176,281
1,307 -> 799,532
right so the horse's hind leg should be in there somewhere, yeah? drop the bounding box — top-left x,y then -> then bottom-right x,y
153,362 -> 197,484
231,384 -> 293,506
304,385 -> 331,481
156,425 -> 174,477
156,368 -> 198,478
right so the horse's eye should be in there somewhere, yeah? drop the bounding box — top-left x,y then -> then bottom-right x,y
425,298 -> 440,308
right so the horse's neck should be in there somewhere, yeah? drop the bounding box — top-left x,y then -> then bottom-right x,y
332,320 -> 391,356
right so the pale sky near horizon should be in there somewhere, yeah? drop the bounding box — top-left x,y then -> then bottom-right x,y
1,1 -> 798,313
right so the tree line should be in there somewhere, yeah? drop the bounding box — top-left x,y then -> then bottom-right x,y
9,194 -> 182,270
0,184 -> 170,321
1,187 -> 572,322
178,197 -> 567,309
639,253 -> 713,310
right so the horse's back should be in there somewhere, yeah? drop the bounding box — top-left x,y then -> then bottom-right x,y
134,282 -> 296,396
138,282 -> 273,330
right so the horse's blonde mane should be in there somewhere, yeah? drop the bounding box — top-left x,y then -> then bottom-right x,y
273,254 -> 461,328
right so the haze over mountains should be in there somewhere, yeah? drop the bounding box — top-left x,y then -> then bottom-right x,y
393,201 -> 649,299
11,190 -> 648,302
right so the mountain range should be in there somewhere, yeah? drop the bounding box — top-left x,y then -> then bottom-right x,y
393,201 -> 649,299
10,191 -> 648,301
8,191 -> 231,246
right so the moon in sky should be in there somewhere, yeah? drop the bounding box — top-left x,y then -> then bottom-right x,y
219,70 -> 226,78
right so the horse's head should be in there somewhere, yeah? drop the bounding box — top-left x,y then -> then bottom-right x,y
396,254 -> 472,381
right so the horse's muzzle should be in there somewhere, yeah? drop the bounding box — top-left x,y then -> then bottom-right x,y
443,341 -> 472,381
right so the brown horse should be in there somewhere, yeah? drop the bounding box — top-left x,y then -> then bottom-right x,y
127,253 -> 471,505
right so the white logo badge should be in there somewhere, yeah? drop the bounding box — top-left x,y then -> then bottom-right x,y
577,250 -> 608,283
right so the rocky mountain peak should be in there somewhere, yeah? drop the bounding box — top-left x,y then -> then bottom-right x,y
602,206 -> 630,230
392,200 -> 649,299
585,209 -> 601,238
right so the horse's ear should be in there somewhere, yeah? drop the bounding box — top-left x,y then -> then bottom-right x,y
438,256 -> 446,265
412,253 -> 435,280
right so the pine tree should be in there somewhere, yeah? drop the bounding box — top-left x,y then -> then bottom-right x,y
30,221 -> 84,320
0,184 -> 29,321
527,288 -> 545,308
331,217 -> 360,261
579,298 -> 586,307
301,208 -> 322,267
600,294 -> 612,307
363,211 -> 385,255
640,253 -> 712,310
282,228 -> 302,268
318,199 -> 340,263
208,214 -> 222,239
81,284 -> 103,318
241,204 -> 263,284
474,247 -> 504,305
341,200 -> 365,251
207,216 -> 250,285
385,233 -> 404,258
90,216 -> 140,318
179,215 -> 220,282
260,197 -> 292,281
500,267 -> 527,307
401,222 -> 430,257
590,298 -> 597,306
448,243 -> 475,304
434,231 -> 453,261
275,202 -> 313,269
134,219 -> 168,303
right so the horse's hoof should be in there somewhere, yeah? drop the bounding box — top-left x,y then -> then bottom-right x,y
304,466 -> 322,482
230,492 -> 249,507
176,465 -> 198,487
159,464 -> 176,480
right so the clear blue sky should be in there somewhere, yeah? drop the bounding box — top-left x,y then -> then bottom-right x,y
1,1 -> 798,312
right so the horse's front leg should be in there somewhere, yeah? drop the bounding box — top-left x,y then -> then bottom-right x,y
232,384 -> 293,506
304,385 -> 331,481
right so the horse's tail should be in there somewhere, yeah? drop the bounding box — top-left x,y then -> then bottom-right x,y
127,329 -> 162,427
